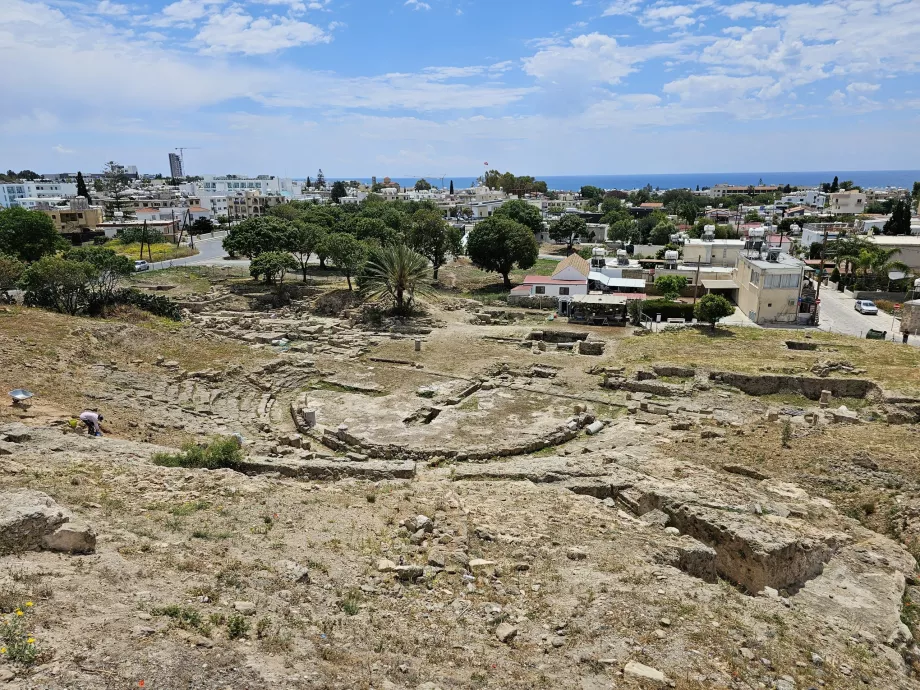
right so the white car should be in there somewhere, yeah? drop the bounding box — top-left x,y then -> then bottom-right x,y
854,300 -> 878,315
134,260 -> 150,272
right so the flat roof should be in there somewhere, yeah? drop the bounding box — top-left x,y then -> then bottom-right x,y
686,239 -> 744,246
572,293 -> 644,304
702,279 -> 739,289
741,253 -> 805,270
868,235 -> 920,246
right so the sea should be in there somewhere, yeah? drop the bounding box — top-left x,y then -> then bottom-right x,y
325,170 -> 920,193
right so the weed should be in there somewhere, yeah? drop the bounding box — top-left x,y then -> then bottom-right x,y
151,604 -> 208,635
227,614 -> 250,640
340,589 -> 361,616
781,420 -> 792,448
255,617 -> 272,639
209,612 -> 226,626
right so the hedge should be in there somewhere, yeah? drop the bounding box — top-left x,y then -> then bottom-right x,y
629,299 -> 695,324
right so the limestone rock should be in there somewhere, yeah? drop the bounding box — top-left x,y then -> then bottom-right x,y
495,622 -> 517,643
0,489 -> 89,555
377,558 -> 397,572
234,601 -> 256,615
623,661 -> 666,685
41,520 -> 96,554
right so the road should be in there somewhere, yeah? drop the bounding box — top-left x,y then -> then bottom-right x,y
817,282 -> 915,345
147,232 -> 250,271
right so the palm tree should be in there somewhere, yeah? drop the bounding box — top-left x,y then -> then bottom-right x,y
362,244 -> 433,315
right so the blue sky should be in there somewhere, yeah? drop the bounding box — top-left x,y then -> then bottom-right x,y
2,0 -> 919,177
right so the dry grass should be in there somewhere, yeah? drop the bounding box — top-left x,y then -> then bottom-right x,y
608,327 -> 920,393
434,257 -> 558,296
107,241 -> 198,262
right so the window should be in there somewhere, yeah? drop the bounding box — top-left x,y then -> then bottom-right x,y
535,286 -> 545,295
749,269 -> 761,287
763,273 -> 801,289
559,287 -> 570,296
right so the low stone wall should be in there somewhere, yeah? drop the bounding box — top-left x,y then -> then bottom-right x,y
291,398 -> 593,462
601,377 -> 688,397
175,293 -> 235,313
507,295 -> 557,309
709,371 -> 881,400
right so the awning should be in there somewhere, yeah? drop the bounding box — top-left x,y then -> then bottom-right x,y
702,279 -> 739,290
588,272 -> 646,288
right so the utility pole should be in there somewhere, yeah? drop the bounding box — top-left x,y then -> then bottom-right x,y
693,262 -> 702,306
813,227 -> 829,326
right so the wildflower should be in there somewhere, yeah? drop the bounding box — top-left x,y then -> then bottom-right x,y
0,647 -> 6,654
25,602 -> 33,607
26,638 -> 34,644
15,610 -> 23,617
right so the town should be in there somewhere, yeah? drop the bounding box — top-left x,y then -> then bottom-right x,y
2,161 -> 918,342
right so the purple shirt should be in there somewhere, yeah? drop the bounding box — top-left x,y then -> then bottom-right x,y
79,411 -> 100,433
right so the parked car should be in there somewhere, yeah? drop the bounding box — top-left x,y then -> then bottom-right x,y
854,300 -> 878,315
134,260 -> 150,272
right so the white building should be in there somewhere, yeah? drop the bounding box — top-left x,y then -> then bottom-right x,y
136,206 -> 213,223
0,181 -> 77,207
471,200 -> 507,219
10,196 -> 68,210
683,239 -> 745,267
194,175 -> 293,196
781,190 -> 825,208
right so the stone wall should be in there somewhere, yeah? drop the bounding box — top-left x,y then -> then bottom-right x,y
709,371 -> 881,400
507,295 -> 559,310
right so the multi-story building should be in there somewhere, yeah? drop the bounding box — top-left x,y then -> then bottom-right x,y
168,153 -> 184,179
39,199 -> 105,235
827,191 -> 866,215
710,184 -> 782,198
0,181 -> 77,207
227,190 -> 286,220
195,175 -> 295,196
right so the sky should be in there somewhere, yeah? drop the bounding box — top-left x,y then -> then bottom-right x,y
2,0 -> 919,178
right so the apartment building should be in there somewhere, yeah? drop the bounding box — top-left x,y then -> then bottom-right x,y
709,184 -> 781,198
827,191 -> 866,215
227,190 -> 286,219
196,175 -> 296,196
0,181 -> 77,207
781,190 -> 826,208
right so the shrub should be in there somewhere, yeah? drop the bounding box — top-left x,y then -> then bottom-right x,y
694,294 -> 735,331
0,601 -> 43,664
830,267 -> 841,283
152,436 -> 244,470
227,614 -> 250,640
781,420 -> 792,448
118,226 -> 165,245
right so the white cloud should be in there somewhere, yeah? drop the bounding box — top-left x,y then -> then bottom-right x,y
602,0 -> 642,16
196,9 -> 331,55
150,0 -> 226,27
52,144 -> 75,154
847,82 -> 880,94
404,0 -> 431,10
94,0 -> 129,16
523,32 -> 700,85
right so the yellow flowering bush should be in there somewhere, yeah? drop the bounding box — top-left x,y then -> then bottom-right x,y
1,603 -> 41,664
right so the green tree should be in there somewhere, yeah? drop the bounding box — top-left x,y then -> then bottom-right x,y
0,207 -> 65,262
20,255 -> 96,315
330,181 -> 348,204
0,253 -> 25,301
249,251 -> 297,290
362,244 -> 433,315
449,180 -> 454,195
580,185 -> 604,203
830,175 -> 839,193
350,216 -> 399,246
222,216 -> 291,258
694,293 -> 735,331
323,233 -> 368,290
63,246 -> 134,313
414,179 -> 432,191
548,214 -> 588,255
654,274 -> 688,300
493,199 -> 545,235
743,211 -> 762,223
409,209 -> 462,279
267,204 -> 300,221
287,223 -> 326,282
608,218 -> 636,244
649,220 -> 676,245
216,214 -> 229,229
912,182 -> 920,209
101,161 -> 134,220
883,198 -> 912,236
76,171 -> 91,203
466,216 -> 539,288
190,217 -> 215,235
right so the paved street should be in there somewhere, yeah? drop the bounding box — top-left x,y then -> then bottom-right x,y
816,282 -> 914,345
147,231 -> 250,271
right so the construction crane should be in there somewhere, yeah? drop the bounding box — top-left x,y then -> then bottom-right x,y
174,147 -> 201,175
